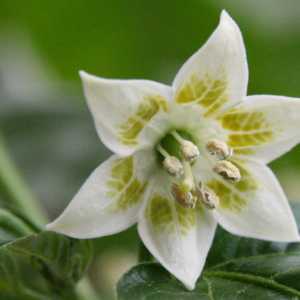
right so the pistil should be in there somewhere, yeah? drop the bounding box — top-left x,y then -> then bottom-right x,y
180,159 -> 194,193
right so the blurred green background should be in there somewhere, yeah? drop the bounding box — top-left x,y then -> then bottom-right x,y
1,0 -> 300,298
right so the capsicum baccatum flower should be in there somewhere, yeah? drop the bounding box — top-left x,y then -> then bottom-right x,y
46,11 -> 300,290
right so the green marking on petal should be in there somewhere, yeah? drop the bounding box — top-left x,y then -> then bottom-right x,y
174,201 -> 196,236
198,76 -> 227,107
206,179 -> 246,212
146,193 -> 196,236
216,109 -> 270,132
233,148 -> 254,155
116,95 -> 168,147
203,93 -> 229,117
146,193 -> 174,235
107,156 -> 148,213
229,160 -> 259,193
216,108 -> 275,148
176,74 -> 208,104
175,73 -> 229,117
227,131 -> 274,147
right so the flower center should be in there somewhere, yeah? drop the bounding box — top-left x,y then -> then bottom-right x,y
157,130 -> 241,210
157,130 -> 196,164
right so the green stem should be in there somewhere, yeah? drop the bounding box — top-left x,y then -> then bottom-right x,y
138,239 -> 153,262
76,276 -> 101,300
0,129 -> 49,230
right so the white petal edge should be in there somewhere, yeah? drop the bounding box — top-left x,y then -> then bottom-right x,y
46,150 -> 156,238
137,173 -> 217,290
80,71 -> 173,157
172,10 -> 248,113
214,161 -> 300,242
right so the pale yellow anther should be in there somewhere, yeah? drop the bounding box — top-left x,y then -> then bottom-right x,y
195,182 -> 219,210
180,140 -> 200,162
213,161 -> 241,182
205,139 -> 232,160
163,156 -> 183,178
171,184 -> 196,209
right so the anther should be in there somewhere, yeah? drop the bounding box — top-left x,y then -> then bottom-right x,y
163,156 -> 183,178
195,182 -> 219,210
171,184 -> 196,209
180,140 -> 200,162
206,139 -> 232,160
213,161 -> 241,182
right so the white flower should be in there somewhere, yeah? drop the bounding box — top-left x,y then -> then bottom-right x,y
46,11 -> 300,290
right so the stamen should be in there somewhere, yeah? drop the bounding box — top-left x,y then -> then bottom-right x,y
213,161 -> 241,182
170,129 -> 185,144
180,160 -> 194,193
195,182 -> 219,210
206,139 -> 232,160
170,130 -> 200,162
180,140 -> 200,162
163,156 -> 183,178
171,184 -> 196,209
157,143 -> 170,158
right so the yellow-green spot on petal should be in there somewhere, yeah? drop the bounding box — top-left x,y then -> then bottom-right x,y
206,178 -> 246,212
233,148 -> 254,156
107,156 -> 148,213
227,131 -> 274,147
116,94 -> 167,147
146,193 -> 174,235
229,159 -> 258,193
216,110 -> 268,132
174,200 -> 196,236
198,77 -> 227,108
175,73 -> 229,115
176,74 -> 208,104
204,94 -> 229,117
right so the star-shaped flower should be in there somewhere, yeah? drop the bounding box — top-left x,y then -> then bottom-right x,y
46,11 -> 300,290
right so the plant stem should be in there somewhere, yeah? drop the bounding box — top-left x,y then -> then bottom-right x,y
138,239 -> 153,262
76,276 -> 101,300
0,129 -> 49,230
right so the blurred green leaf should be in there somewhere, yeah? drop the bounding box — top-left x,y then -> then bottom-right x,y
0,207 -> 35,241
0,231 -> 91,300
205,202 -> 300,269
116,203 -> 300,299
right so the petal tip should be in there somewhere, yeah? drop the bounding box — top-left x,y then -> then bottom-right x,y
79,70 -> 92,82
183,280 -> 196,291
220,10 -> 238,29
220,9 -> 230,19
45,221 -> 59,233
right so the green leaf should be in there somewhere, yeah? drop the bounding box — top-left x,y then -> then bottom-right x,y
116,203 -> 300,299
205,202 -> 300,269
0,207 -> 36,241
0,231 -> 91,300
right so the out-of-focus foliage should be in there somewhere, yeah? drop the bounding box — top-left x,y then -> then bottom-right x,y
0,232 -> 91,300
117,203 -> 300,299
1,1 -> 300,299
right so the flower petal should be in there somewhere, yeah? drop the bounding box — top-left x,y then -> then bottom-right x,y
206,159 -> 300,242
172,10 -> 248,120
80,71 -> 173,157
46,150 -> 155,238
138,172 -> 217,290
215,95 -> 300,164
